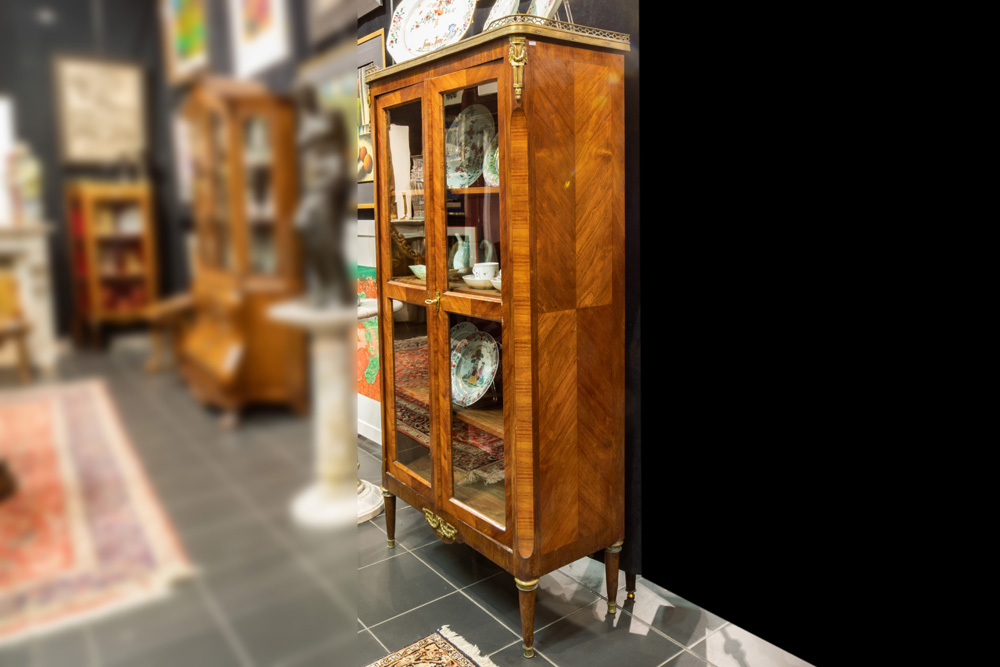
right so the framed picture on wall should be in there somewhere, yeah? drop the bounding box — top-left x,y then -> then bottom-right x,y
159,0 -> 209,86
357,30 -> 385,210
228,0 -> 291,78
53,56 -> 146,165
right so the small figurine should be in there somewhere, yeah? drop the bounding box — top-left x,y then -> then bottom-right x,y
293,86 -> 354,309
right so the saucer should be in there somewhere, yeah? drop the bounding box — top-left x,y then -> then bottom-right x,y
462,275 -> 494,289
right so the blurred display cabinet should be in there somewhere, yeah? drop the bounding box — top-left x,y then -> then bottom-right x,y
179,77 -> 306,423
368,18 -> 629,658
66,181 -> 158,346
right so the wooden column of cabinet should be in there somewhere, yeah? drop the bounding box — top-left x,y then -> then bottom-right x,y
369,20 -> 629,658
179,77 -> 307,425
66,181 -> 158,348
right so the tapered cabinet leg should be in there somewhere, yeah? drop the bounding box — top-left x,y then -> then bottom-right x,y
605,540 -> 623,614
382,488 -> 396,548
626,570 -> 637,601
515,578 -> 538,658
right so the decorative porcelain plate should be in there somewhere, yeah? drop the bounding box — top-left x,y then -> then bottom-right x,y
451,331 -> 500,407
450,321 -> 478,353
482,135 -> 500,187
387,0 -> 477,65
446,104 -> 495,188
485,0 -> 520,29
527,0 -> 564,19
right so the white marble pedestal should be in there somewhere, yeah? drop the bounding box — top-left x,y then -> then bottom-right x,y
270,299 -> 382,527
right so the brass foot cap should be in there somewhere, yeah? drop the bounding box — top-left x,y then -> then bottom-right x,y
523,645 -> 535,659
387,539 -> 395,548
607,602 -> 617,614
627,591 -> 636,600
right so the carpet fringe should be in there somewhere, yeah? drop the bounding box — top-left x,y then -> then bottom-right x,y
439,625 -> 502,667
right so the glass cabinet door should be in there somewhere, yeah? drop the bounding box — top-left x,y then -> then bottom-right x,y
380,89 -> 435,500
242,113 -> 278,275
430,63 -> 509,538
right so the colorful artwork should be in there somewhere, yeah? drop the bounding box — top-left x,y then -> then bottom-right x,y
229,0 -> 290,78
161,0 -> 208,85
357,266 -> 380,401
243,0 -> 271,39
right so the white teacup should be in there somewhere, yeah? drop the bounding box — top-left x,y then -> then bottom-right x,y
473,262 -> 499,280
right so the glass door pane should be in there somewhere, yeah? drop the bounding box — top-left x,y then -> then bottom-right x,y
442,81 -> 500,299
385,100 -> 426,285
243,114 -> 277,275
391,299 -> 433,488
446,311 -> 505,527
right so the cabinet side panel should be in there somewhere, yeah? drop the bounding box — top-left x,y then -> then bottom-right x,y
573,61 -> 614,310
530,51 -> 576,315
532,43 -> 627,564
537,309 -> 578,555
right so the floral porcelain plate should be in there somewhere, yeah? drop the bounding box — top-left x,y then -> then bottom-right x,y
451,331 -> 500,407
482,135 -> 500,187
527,0 -> 564,19
484,0 -> 520,29
445,104 -> 495,189
387,0 -> 477,65
450,321 -> 478,353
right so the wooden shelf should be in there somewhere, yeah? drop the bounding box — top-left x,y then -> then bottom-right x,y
453,401 -> 503,438
448,187 -> 499,195
448,281 -> 501,299
96,233 -> 144,242
100,273 -> 146,281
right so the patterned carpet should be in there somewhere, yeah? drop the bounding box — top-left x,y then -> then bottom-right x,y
393,336 -> 504,485
366,626 -> 500,667
0,380 -> 192,645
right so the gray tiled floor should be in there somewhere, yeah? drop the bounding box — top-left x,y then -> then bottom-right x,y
0,338 -> 812,666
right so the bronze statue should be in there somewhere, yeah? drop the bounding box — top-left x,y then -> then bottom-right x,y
293,86 -> 355,308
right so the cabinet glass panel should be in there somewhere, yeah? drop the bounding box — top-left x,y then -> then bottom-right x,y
205,112 -> 234,271
442,82 -> 500,299
385,100 -> 426,285
243,115 -> 277,275
392,302 -> 432,487
447,312 -> 505,527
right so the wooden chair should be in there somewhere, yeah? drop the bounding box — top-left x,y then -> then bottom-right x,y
0,272 -> 32,383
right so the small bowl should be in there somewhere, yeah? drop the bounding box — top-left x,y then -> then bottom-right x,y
490,277 -> 501,291
409,265 -> 426,280
462,275 -> 494,289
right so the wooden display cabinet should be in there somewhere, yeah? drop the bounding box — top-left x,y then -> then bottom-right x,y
179,77 -> 306,424
66,181 -> 158,347
368,18 -> 629,658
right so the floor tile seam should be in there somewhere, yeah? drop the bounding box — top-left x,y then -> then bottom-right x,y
406,545 -> 601,651
655,647 -> 711,667
193,577 -> 259,667
358,446 -> 381,464
362,624 -> 392,659
681,622 -> 730,666
361,589 -> 462,632
124,374 -> 363,612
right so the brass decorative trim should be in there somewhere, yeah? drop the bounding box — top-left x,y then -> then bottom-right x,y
387,538 -> 396,549
508,37 -> 527,104
514,577 -> 539,592
380,486 -> 394,498
366,21 -> 629,86
627,591 -> 636,600
487,14 -> 630,45
605,540 -> 624,554
608,600 -> 618,614
422,508 -> 458,541
522,643 -> 535,659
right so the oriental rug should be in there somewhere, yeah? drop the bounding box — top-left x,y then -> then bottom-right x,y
0,380 -> 193,646
393,337 -> 505,486
365,626 -> 500,667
